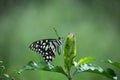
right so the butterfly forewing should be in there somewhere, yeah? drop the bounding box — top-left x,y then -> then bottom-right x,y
29,38 -> 62,62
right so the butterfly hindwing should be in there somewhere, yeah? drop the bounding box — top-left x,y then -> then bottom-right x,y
29,39 -> 61,62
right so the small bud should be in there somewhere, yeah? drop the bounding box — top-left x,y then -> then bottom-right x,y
64,33 -> 76,69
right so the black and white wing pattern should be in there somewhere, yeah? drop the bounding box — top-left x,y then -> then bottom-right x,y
29,37 -> 62,62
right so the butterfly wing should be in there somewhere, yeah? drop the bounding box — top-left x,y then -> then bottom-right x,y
29,39 -> 57,62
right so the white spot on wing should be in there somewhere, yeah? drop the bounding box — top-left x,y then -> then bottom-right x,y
43,43 -> 46,45
46,52 -> 48,55
40,40 -> 43,44
43,45 -> 45,49
42,52 -> 44,55
40,50 -> 42,53
45,45 -> 48,51
38,49 -> 41,51
35,44 -> 38,47
46,56 -> 49,59
49,42 -> 52,46
31,44 -> 33,47
46,40 -> 48,42
35,49 -> 38,51
40,46 -> 42,48
49,56 -> 51,59
37,41 -> 39,44
49,42 -> 56,52
33,48 -> 36,50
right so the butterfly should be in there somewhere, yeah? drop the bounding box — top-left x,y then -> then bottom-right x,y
29,28 -> 62,62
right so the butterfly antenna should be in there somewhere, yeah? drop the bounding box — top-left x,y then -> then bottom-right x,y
53,28 -> 59,37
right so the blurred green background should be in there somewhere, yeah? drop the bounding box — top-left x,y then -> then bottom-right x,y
0,0 -> 120,80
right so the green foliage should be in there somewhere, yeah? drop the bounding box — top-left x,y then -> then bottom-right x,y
73,63 -> 117,80
63,33 -> 76,80
0,61 -> 14,80
64,33 -> 76,69
105,59 -> 120,69
18,61 -> 67,77
18,33 -> 118,80
77,57 -> 95,66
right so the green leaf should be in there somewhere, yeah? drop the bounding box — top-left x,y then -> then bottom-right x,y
77,57 -> 95,66
51,66 -> 66,75
0,74 -> 10,80
18,61 -> 67,77
105,59 -> 120,69
39,62 -> 55,70
17,61 -> 39,74
0,61 -> 3,64
39,62 -> 67,76
27,61 -> 39,69
64,33 -> 76,69
73,63 -> 117,80
2,74 -> 10,78
41,66 -> 67,77
107,68 -> 116,77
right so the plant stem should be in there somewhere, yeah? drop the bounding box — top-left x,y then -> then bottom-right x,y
72,68 -> 78,77
68,74 -> 72,80
67,67 -> 72,80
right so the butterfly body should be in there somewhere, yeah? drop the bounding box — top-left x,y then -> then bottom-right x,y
29,37 -> 62,62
